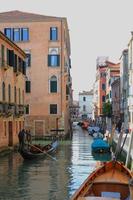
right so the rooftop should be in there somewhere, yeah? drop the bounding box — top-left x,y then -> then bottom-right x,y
0,10 -> 65,22
79,90 -> 93,95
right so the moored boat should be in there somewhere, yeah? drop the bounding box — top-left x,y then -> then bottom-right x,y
19,140 -> 59,160
70,160 -> 133,200
91,138 -> 110,153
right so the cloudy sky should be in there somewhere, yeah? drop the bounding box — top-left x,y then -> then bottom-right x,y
0,0 -> 133,99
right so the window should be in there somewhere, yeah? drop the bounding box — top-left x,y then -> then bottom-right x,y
25,105 -> 29,114
14,86 -> 17,103
83,105 -> 86,111
22,90 -> 24,105
4,28 -> 12,40
25,81 -> 31,93
50,104 -> 57,114
102,83 -> 106,90
14,54 -> 18,72
8,84 -> 11,102
26,53 -> 31,67
21,28 -> 29,41
102,96 -> 106,102
83,97 -> 86,101
2,82 -> 5,101
50,27 -> 58,41
4,28 -> 29,42
7,49 -> 14,66
4,121 -> 7,136
1,45 -> 5,66
48,55 -> 60,66
13,28 -> 20,42
50,76 -> 57,93
19,88 -> 21,104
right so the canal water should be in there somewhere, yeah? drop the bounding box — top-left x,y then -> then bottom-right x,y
0,126 -> 111,200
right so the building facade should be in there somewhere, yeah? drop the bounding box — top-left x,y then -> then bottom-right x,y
105,61 -> 120,103
120,49 -> 129,126
0,10 -> 72,136
70,100 -> 80,122
79,90 -> 93,119
0,31 -> 26,148
111,78 -> 120,123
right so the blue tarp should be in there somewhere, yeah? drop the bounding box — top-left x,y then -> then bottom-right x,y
91,138 -> 110,151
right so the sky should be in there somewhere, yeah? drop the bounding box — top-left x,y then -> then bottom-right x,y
0,0 -> 133,99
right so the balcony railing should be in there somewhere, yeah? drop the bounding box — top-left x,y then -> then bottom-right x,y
0,102 -> 25,118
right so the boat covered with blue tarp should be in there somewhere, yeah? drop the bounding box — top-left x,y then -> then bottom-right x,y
91,138 -> 110,153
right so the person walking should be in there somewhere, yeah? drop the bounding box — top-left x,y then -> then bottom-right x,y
115,119 -> 122,134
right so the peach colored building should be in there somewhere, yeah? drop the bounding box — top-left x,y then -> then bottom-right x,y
0,31 -> 26,148
96,58 -> 120,117
0,10 -> 72,136
105,61 -> 120,103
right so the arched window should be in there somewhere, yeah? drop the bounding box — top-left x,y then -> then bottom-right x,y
14,86 -> 17,103
19,88 -> 21,104
2,82 -> 5,101
22,90 -> 24,105
8,84 -> 11,102
50,76 -> 57,93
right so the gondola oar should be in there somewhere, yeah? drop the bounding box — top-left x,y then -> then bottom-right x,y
29,144 -> 57,161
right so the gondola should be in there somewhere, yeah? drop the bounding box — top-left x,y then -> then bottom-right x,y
19,140 -> 59,160
70,160 -> 133,200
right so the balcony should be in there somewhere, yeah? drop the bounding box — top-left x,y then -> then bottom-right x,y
0,102 -> 25,118
15,105 -> 25,117
0,103 -> 15,117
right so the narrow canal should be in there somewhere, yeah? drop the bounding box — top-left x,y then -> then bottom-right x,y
0,126 -> 111,200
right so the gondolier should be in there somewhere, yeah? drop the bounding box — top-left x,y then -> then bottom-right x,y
18,129 -> 25,150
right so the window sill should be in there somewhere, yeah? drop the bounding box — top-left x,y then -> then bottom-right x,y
48,66 -> 60,68
14,40 -> 30,43
49,40 -> 60,42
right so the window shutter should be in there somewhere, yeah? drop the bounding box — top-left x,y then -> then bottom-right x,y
48,55 -> 51,66
56,27 -> 58,40
26,81 -> 31,93
50,28 -> 52,40
9,50 -> 14,66
22,61 -> 26,75
7,49 -> 9,65
14,54 -> 17,72
57,55 -> 60,66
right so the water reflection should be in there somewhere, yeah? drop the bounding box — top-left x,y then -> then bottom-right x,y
0,126 -> 111,200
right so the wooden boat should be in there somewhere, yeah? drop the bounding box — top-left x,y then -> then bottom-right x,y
19,140 -> 59,160
70,160 -> 133,200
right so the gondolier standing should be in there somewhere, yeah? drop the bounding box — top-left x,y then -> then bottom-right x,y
18,129 -> 25,150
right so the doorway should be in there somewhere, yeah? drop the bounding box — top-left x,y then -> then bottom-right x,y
8,121 -> 13,146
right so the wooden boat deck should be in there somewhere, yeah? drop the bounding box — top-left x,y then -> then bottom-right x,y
93,168 -> 130,184
70,161 -> 133,200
